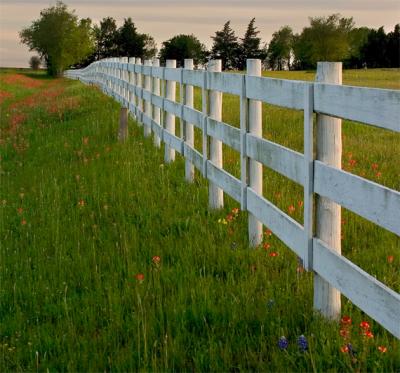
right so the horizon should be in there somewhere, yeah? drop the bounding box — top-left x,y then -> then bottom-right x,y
0,0 -> 399,68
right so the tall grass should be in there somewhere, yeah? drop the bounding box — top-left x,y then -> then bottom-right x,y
0,68 -> 399,371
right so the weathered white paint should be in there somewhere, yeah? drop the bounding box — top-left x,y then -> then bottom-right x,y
314,161 -> 400,235
164,98 -> 182,117
128,57 -> 136,119
152,58 -> 161,148
183,143 -> 203,172
240,74 -> 248,210
206,160 -> 241,203
314,62 -> 342,321
207,118 -> 241,152
247,59 -> 263,247
314,84 -> 400,132
163,131 -> 183,155
207,71 -> 242,95
313,238 -> 400,339
164,67 -> 181,82
208,60 -> 224,209
144,60 -> 152,137
247,188 -> 305,258
246,134 -> 305,185
183,106 -> 203,129
182,69 -> 204,88
184,59 -> 195,183
135,58 -> 143,126
165,60 -> 177,163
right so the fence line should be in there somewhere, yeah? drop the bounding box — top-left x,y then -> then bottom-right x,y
66,58 -> 400,339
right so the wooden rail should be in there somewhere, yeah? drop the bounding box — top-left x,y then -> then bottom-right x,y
66,58 -> 400,339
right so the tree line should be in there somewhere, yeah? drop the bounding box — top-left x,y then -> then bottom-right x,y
20,1 -> 399,76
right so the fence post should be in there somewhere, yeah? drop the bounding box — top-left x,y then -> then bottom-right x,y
247,59 -> 263,247
144,59 -> 153,137
208,60 -> 223,209
135,58 -> 143,125
152,58 -> 161,147
128,57 -> 136,118
314,62 -> 342,320
184,59 -> 194,182
165,59 -> 177,163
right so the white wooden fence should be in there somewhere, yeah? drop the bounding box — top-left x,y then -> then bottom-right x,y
66,57 -> 400,339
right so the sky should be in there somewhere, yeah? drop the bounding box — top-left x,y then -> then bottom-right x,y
0,0 -> 399,68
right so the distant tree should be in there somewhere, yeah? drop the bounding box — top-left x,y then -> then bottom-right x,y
29,55 -> 41,70
267,26 -> 293,70
344,27 -> 371,68
142,34 -> 158,60
116,17 -> 145,58
292,14 -> 354,69
20,1 -> 94,76
238,18 -> 265,70
159,34 -> 207,67
386,24 -> 400,67
93,17 -> 118,59
360,27 -> 388,68
210,21 -> 240,70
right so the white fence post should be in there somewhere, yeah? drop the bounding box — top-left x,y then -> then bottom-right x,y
314,62 -> 343,320
208,60 -> 223,209
135,58 -> 143,124
184,59 -> 195,182
144,59 -> 152,137
152,58 -> 161,147
165,59 -> 177,163
128,57 -> 136,118
247,59 -> 263,247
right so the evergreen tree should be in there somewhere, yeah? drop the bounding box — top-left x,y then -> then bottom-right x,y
117,18 -> 145,58
386,24 -> 400,67
93,17 -> 118,59
210,21 -> 240,70
238,18 -> 264,70
361,27 -> 388,68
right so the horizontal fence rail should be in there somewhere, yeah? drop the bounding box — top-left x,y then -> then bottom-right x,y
66,57 -> 400,339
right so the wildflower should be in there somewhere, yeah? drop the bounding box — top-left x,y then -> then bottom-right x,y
298,200 -> 303,208
17,207 -> 23,214
339,329 -> 350,339
340,345 -> 349,353
371,163 -> 379,170
218,218 -> 227,225
348,159 -> 357,167
264,229 -> 272,237
387,255 -> 394,263
21,219 -> 27,225
232,207 -> 239,215
341,315 -> 352,326
226,214 -> 233,222
135,273 -> 144,282
375,171 -> 382,178
269,252 -> 279,257
19,193 -> 25,199
78,200 -> 85,207
363,330 -> 374,339
152,255 -> 161,265
288,205 -> 295,214
278,336 -> 288,350
359,321 -> 370,330
263,243 -> 271,250
297,335 -> 308,352
377,346 -> 387,353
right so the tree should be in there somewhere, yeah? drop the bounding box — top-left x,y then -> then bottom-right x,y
267,26 -> 293,70
361,27 -> 388,68
142,34 -> 158,60
116,18 -> 145,58
344,27 -> 371,68
238,18 -> 265,70
29,55 -> 41,70
93,17 -> 118,59
210,21 -> 240,70
386,24 -> 400,67
159,34 -> 207,67
292,14 -> 354,69
20,1 -> 94,76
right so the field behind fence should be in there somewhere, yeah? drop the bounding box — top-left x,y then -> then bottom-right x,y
66,58 -> 400,339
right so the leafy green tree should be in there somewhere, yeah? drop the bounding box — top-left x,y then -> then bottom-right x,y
159,34 -> 207,67
93,17 -> 118,59
292,14 -> 354,69
116,17 -> 145,58
267,26 -> 293,70
386,24 -> 400,67
238,18 -> 265,70
20,1 -> 94,76
361,27 -> 388,68
29,55 -> 41,70
210,21 -> 240,70
142,34 -> 158,60
344,27 -> 371,68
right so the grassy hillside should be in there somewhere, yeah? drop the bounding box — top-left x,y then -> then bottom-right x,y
0,68 -> 399,371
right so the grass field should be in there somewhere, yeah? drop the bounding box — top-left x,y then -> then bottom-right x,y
0,67 -> 399,371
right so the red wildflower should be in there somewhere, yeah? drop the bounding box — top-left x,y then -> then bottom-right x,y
387,255 -> 394,263
135,273 -> 144,282
226,214 -> 233,222
359,321 -> 370,330
371,163 -> 379,170
21,219 -> 27,225
339,329 -> 350,339
377,346 -> 387,353
232,207 -> 239,215
298,200 -> 303,208
348,159 -> 357,167
340,345 -> 349,353
375,171 -> 382,178
269,252 -> 279,257
78,200 -> 85,207
17,207 -> 23,214
263,243 -> 271,250
288,205 -> 295,214
364,330 -> 374,339
152,255 -> 161,264
340,315 -> 352,325
264,229 -> 272,237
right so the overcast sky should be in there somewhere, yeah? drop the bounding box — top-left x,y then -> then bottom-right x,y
0,0 -> 399,67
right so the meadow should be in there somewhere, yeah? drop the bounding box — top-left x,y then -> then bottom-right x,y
0,67 -> 399,371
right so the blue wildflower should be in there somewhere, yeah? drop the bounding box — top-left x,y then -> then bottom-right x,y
266,299 -> 275,309
297,334 -> 308,352
278,336 -> 288,350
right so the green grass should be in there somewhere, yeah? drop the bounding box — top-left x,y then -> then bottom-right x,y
0,68 -> 399,371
